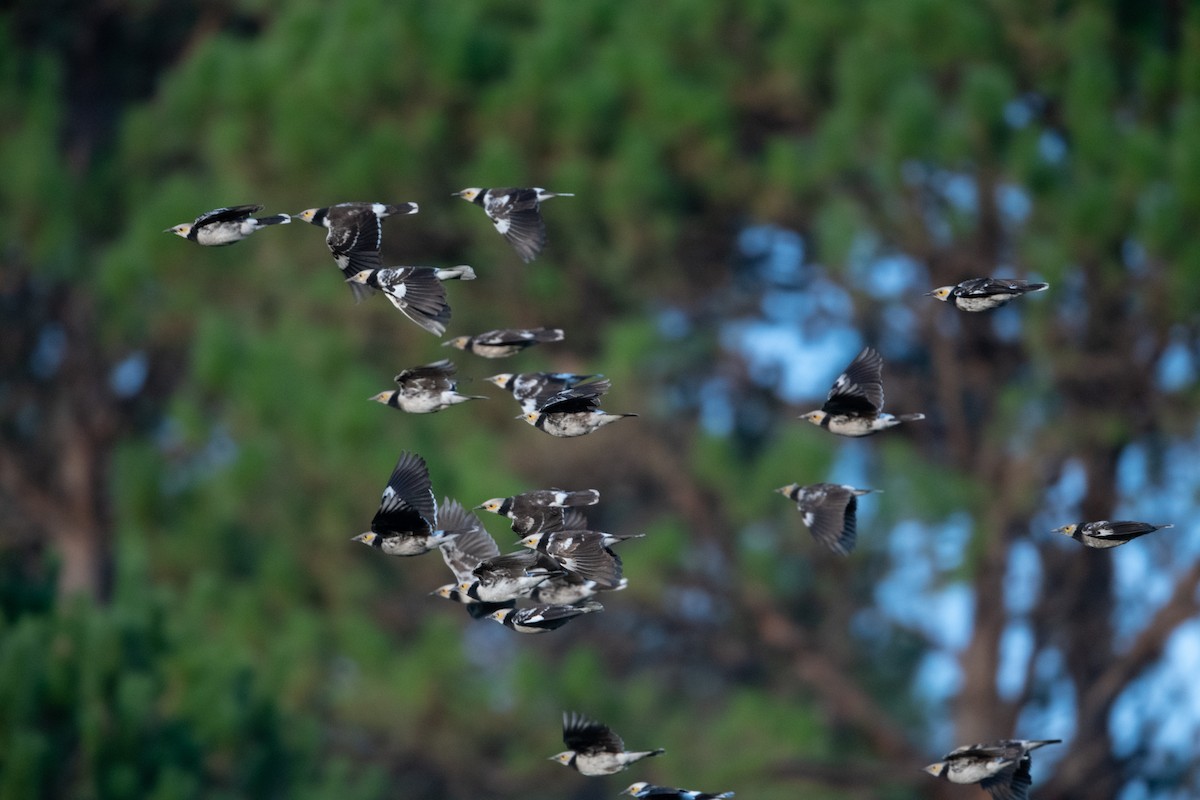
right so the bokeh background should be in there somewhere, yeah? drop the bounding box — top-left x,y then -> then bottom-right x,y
3,1 -> 1200,798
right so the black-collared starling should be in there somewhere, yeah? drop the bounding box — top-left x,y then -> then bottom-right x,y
370,359 -> 487,414
924,739 -> 1060,800
486,371 -> 599,413
531,574 -> 627,606
800,346 -> 924,437
345,267 -> 459,335
521,379 -> 636,438
552,712 -> 665,776
775,482 -> 879,555
518,530 -> 640,590
459,550 -> 564,604
429,499 -> 516,619
295,201 -> 419,301
165,204 -> 290,245
927,278 -> 1049,312
351,451 -> 443,556
1053,520 -> 1173,549
477,488 -> 600,535
487,600 -> 602,634
453,187 -> 573,262
622,782 -> 735,799
444,327 -> 564,358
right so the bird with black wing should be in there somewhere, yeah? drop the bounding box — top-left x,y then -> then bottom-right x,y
530,572 -> 626,606
926,278 -> 1049,312
621,783 -> 734,799
351,451 -> 444,556
1053,520 -> 1173,549
476,488 -> 600,535
295,201 -> 419,301
924,738 -> 1060,800
486,371 -> 600,413
521,379 -> 636,438
454,187 -> 573,262
775,482 -> 879,555
370,359 -> 487,414
429,499 -> 516,619
345,266 -> 474,336
487,600 -> 603,634
458,550 -> 565,604
165,204 -> 290,246
800,346 -> 924,437
444,327 -> 564,359
517,530 -> 641,590
551,712 -> 665,775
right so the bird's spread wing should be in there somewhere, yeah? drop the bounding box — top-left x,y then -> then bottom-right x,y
436,499 -> 499,581
823,347 -> 885,415
799,485 -> 857,555
372,452 -> 436,534
563,712 -> 624,754
483,189 -> 548,262
559,507 -> 591,531
195,204 -> 261,226
395,359 -> 457,389
980,758 -> 1030,800
385,268 -> 451,335
495,207 -> 546,263
545,535 -> 623,588
327,207 -> 385,299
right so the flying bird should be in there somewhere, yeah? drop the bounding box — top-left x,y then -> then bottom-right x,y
531,574 -> 627,606
775,482 -> 879,555
621,783 -> 734,799
521,379 -> 636,438
800,346 -> 924,436
927,278 -> 1049,312
454,187 -> 573,262
487,600 -> 603,634
458,550 -> 564,604
1053,520 -> 1174,549
518,530 -> 640,590
295,201 -> 418,301
351,451 -> 443,556
444,327 -> 564,358
486,371 -> 600,413
924,738 -> 1060,800
429,499 -> 516,619
165,204 -> 290,246
370,359 -> 487,414
476,488 -> 600,535
551,712 -> 665,776
346,267 -> 472,336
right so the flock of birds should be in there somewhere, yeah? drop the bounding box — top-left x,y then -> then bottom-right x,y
166,190 -> 1174,799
